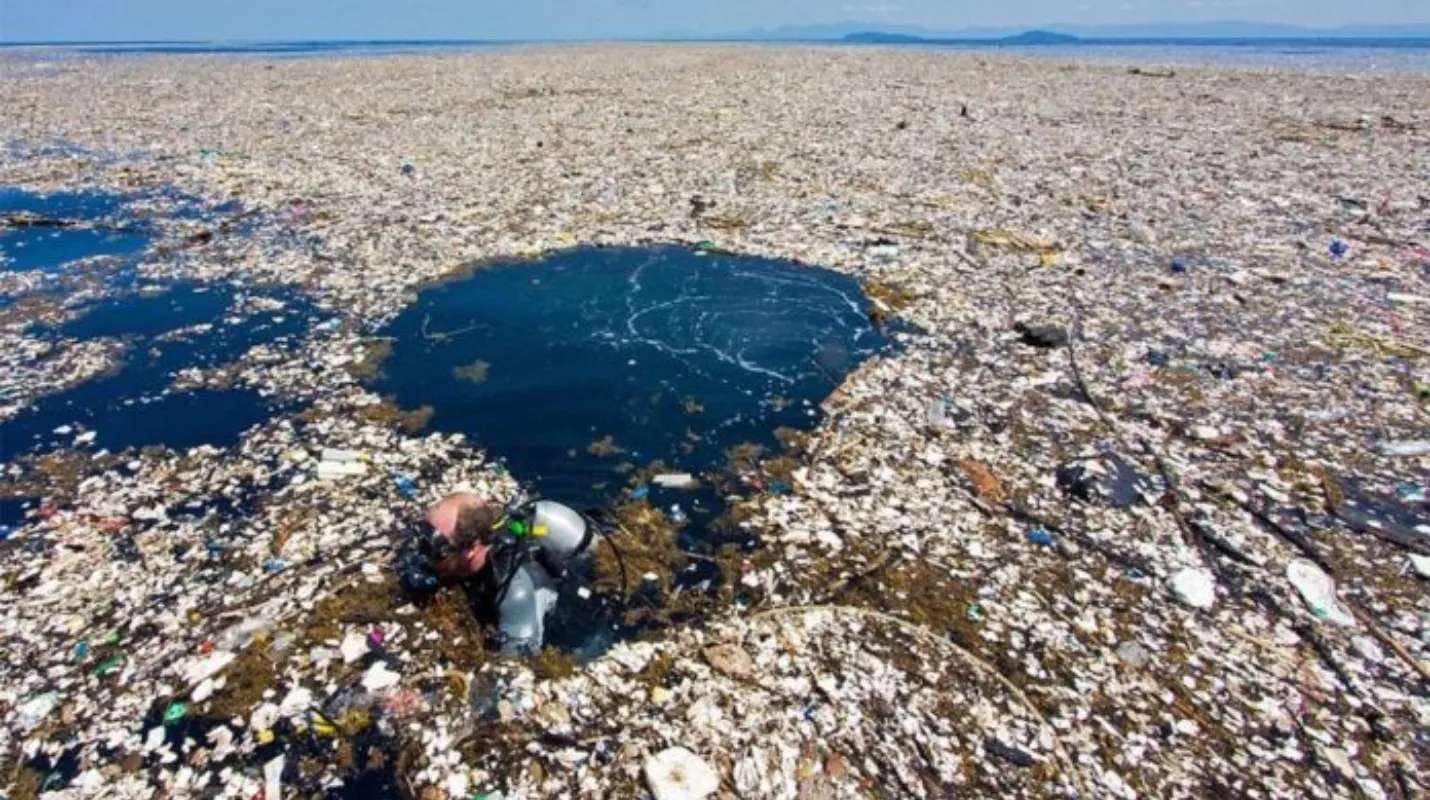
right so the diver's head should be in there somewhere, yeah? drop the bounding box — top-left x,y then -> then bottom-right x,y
451,503 -> 501,549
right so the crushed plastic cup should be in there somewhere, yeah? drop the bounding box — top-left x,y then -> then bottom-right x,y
1286,559 -> 1355,625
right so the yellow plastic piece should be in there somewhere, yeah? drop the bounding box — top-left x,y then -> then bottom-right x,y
257,729 -> 275,745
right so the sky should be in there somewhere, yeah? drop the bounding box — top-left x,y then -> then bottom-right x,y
2,0 -> 1427,42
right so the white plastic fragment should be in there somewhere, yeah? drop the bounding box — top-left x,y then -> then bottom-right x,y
341,630 -> 370,663
17,693 -> 58,731
652,473 -> 699,489
279,686 -> 314,716
1169,568 -> 1216,609
1286,559 -> 1355,626
362,661 -> 400,691
1377,440 -> 1430,457
643,747 -> 719,800
184,651 -> 236,685
1352,636 -> 1385,664
263,755 -> 285,800
191,679 -> 216,703
317,459 -> 368,480
1411,554 -> 1430,579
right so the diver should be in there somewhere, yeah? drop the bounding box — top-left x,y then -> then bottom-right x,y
397,489 -> 608,654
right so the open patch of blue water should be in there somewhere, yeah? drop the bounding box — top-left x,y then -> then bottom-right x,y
1,185 -> 313,458
375,245 -> 892,526
0,496 -> 37,538
2,283 -> 311,456
0,188 -> 151,272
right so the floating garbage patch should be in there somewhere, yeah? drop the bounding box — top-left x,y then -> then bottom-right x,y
375,245 -> 895,525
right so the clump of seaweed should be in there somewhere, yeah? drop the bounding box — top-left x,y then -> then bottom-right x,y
636,649 -> 677,691
586,434 -> 626,457
530,648 -> 578,680
359,399 -> 435,433
346,339 -> 393,380
724,441 -> 768,473
205,638 -> 279,719
452,359 -> 491,383
772,425 -> 810,452
861,279 -> 917,325
415,586 -> 489,672
592,502 -> 682,601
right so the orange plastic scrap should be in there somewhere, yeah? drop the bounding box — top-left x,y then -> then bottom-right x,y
959,458 -> 1007,504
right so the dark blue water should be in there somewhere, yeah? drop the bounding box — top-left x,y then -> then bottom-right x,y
0,496 -> 36,539
2,284 -> 310,456
1,187 -> 316,458
0,188 -> 150,272
375,245 -> 891,528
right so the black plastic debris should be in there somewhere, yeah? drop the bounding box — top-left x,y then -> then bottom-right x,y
1055,453 -> 1158,508
1014,321 -> 1068,349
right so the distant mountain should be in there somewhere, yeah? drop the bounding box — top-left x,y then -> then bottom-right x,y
709,20 -> 1430,42
709,21 -> 949,41
842,31 -> 931,44
843,29 -> 1080,45
998,30 -> 1079,45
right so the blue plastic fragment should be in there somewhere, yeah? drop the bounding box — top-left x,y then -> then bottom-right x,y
393,473 -> 418,499
1329,238 -> 1349,259
264,558 -> 287,574
631,485 -> 650,500
74,641 -> 90,660
1026,528 -> 1054,547
1169,259 -> 1187,273
769,481 -> 792,495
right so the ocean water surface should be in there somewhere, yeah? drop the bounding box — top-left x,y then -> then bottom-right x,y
374,245 -> 894,530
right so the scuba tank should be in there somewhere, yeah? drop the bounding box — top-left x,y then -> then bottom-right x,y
497,562 -> 559,654
492,499 -> 594,654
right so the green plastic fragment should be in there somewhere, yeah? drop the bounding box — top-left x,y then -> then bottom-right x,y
693,240 -> 717,251
94,654 -> 125,676
104,631 -> 121,646
164,702 -> 188,724
965,602 -> 984,622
